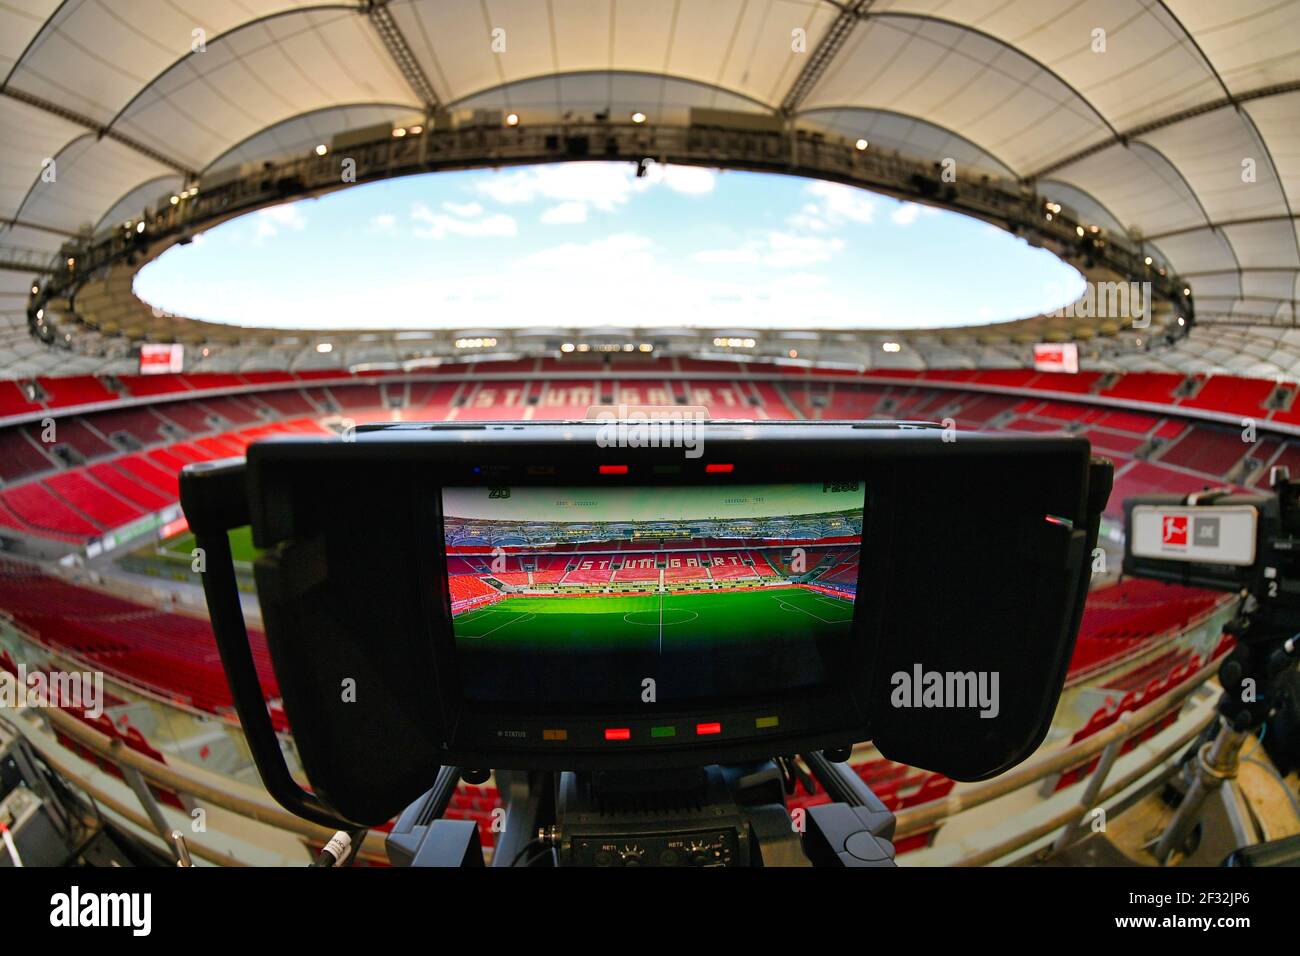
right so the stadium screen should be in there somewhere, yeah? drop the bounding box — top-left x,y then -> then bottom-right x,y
441,482 -> 865,709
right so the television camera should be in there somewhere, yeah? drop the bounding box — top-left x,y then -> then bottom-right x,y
1123,469 -> 1300,862
181,421 -> 1112,867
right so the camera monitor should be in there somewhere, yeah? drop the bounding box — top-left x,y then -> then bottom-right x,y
444,482 -> 864,708
181,422 -> 1110,825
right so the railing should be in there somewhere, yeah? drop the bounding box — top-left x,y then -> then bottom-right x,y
26,706 -> 389,865
7,628 -> 1222,867
894,657 -> 1223,865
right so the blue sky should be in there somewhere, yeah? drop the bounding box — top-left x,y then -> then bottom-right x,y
134,162 -> 1085,331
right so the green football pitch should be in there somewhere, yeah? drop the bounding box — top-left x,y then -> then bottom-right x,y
453,587 -> 854,649
162,526 -> 260,564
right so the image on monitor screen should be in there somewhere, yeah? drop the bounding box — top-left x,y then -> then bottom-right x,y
441,483 -> 865,709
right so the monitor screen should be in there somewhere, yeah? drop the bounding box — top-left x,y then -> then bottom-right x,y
441,482 -> 865,709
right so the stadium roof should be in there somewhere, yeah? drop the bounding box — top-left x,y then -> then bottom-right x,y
2,0 -> 1299,361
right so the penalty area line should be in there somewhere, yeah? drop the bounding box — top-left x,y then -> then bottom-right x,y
461,611 -> 536,639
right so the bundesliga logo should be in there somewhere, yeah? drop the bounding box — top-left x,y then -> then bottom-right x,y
1162,515 -> 1188,547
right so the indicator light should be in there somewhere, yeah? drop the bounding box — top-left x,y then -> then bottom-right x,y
755,716 -> 780,729
604,727 -> 631,741
705,463 -> 734,474
543,729 -> 567,741
696,722 -> 721,736
650,725 -> 676,738
599,464 -> 629,475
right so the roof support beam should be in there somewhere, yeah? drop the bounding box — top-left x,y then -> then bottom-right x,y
779,1 -> 872,116
1145,214 -> 1300,242
0,245 -> 58,273
365,1 -> 440,113
0,87 -> 196,177
1027,79 -> 1300,181
2,218 -> 81,240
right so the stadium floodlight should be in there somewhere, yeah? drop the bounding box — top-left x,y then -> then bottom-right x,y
855,138 -> 868,150
632,111 -> 646,123
315,144 -> 328,156
506,113 -> 519,126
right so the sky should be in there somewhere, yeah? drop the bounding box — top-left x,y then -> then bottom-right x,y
134,162 -> 1086,332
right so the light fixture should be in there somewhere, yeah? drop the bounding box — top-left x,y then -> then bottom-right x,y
1075,226 -> 1085,237
392,127 -> 406,138
560,342 -> 575,353
316,342 -> 333,353
855,139 -> 868,151
315,144 -> 328,156
136,220 -> 146,234
170,195 -> 179,205
882,342 -> 902,353
506,113 -> 519,126
631,111 -> 646,124
638,343 -> 653,352
408,125 -> 422,134
788,349 -> 798,358
1144,256 -> 1153,265
31,285 -> 39,295
1177,316 -> 1185,326
1183,287 -> 1191,296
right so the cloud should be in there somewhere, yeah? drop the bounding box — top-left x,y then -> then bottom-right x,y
476,164 -> 639,211
694,231 -> 844,269
519,232 -> 654,270
369,212 -> 397,233
643,163 -> 716,195
410,201 -> 516,240
442,200 -> 483,217
540,201 -> 588,225
764,231 -> 844,268
803,181 -> 875,225
474,162 -> 717,213
891,202 -> 921,226
252,202 -> 308,242
694,246 -> 761,265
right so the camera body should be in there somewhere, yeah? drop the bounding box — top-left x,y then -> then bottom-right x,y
182,421 -> 1109,826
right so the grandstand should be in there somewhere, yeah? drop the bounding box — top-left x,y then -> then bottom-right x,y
0,0 -> 1295,884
